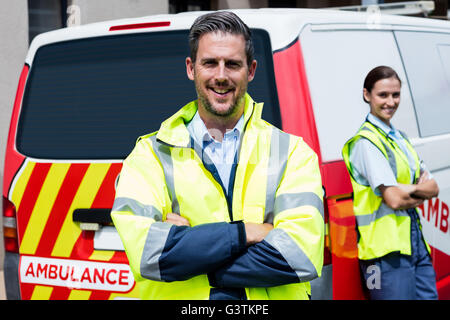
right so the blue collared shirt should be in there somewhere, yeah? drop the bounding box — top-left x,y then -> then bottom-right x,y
349,113 -> 421,195
186,111 -> 244,194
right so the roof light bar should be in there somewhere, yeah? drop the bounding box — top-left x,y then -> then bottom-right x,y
109,21 -> 170,31
330,0 -> 435,16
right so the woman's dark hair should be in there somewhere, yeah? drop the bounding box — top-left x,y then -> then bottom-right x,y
189,11 -> 254,67
363,66 -> 402,103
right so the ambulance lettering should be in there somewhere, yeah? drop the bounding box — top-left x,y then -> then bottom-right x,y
417,198 -> 450,255
20,256 -> 135,292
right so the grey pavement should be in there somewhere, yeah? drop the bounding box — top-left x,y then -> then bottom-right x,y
0,270 -> 5,300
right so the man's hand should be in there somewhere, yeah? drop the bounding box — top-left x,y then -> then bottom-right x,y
164,213 -> 191,227
244,223 -> 273,246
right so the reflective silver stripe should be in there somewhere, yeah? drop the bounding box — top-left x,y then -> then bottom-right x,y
264,128 -> 290,223
140,222 -> 172,281
112,197 -> 162,221
355,202 -> 409,226
380,139 -> 397,177
149,135 -> 180,214
274,192 -> 324,219
265,228 -> 317,282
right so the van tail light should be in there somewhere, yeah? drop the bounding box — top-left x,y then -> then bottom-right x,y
3,196 -> 19,253
327,197 -> 358,259
328,196 -> 368,299
323,204 -> 332,265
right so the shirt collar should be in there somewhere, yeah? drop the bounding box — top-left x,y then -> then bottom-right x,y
367,113 -> 398,137
189,111 -> 244,145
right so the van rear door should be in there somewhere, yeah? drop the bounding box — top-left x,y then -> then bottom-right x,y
3,27 -> 280,300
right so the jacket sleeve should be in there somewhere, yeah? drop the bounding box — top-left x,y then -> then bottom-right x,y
111,136 -> 246,283
208,137 -> 325,288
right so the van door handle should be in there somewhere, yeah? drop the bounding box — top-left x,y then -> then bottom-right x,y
73,208 -> 112,230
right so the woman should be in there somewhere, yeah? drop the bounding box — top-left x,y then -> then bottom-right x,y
342,66 -> 439,300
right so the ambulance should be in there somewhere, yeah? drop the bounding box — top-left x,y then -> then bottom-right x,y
3,8 -> 450,300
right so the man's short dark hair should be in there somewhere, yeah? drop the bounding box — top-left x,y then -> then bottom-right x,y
189,11 -> 254,67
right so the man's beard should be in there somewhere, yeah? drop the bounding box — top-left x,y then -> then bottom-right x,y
195,80 -> 247,118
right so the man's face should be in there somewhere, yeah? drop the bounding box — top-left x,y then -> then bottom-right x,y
186,31 -> 256,120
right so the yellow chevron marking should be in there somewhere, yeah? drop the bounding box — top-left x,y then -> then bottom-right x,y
89,250 -> 115,261
30,285 -> 53,300
109,283 -> 140,300
10,161 -> 35,208
20,163 -> 71,254
68,289 -> 92,300
51,163 -> 111,257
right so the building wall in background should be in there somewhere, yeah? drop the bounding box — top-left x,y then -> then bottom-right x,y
0,0 -> 168,274
69,0 -> 168,25
0,0 -> 29,269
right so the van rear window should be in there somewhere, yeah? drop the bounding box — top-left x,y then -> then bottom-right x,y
17,29 -> 280,159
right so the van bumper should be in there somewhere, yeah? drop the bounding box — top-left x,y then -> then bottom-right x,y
3,252 -> 21,300
310,264 -> 333,300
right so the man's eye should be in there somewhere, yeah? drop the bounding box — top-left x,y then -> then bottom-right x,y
226,62 -> 241,68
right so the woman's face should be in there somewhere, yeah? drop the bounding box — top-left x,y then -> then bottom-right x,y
364,77 -> 401,126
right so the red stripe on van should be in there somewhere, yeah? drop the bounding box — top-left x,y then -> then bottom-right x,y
59,164 -> 122,300
91,163 -> 122,208
34,163 -> 89,257
68,163 -> 122,260
20,283 -> 35,300
431,246 -> 450,282
3,65 -> 28,198
321,161 -> 353,197
110,250 -> 128,263
109,21 -> 170,31
89,290 -> 112,300
49,286 -> 71,300
17,163 -> 52,244
273,40 -> 321,162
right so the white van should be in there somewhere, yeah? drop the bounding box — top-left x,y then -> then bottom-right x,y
3,8 -> 450,299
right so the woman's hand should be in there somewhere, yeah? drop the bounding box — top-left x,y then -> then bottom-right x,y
380,184 -> 424,210
417,170 -> 429,185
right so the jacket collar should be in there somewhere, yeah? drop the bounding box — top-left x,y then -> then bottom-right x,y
366,113 -> 399,138
156,93 -> 259,147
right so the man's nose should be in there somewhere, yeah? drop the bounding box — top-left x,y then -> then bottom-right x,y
215,62 -> 228,82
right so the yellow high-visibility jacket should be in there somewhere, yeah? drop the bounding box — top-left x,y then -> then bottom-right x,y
111,93 -> 324,299
342,121 -> 429,260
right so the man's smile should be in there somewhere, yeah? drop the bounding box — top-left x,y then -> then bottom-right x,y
209,86 -> 234,95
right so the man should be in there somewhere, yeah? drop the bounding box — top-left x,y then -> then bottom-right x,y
111,11 -> 324,300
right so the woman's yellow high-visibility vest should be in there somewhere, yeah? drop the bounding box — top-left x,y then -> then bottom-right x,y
342,121 -> 429,260
111,93 -> 324,299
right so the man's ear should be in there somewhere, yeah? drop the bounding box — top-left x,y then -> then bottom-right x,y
186,57 -> 195,81
247,60 -> 257,82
